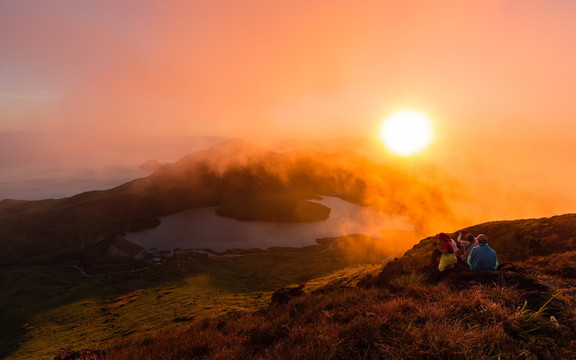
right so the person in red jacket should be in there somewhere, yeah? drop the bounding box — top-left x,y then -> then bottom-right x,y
435,232 -> 457,272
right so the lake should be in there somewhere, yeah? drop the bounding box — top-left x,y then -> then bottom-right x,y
125,197 -> 414,251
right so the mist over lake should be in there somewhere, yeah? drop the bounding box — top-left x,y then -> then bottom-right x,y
126,196 -> 414,251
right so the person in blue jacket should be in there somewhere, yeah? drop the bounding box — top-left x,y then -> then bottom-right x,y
467,234 -> 498,271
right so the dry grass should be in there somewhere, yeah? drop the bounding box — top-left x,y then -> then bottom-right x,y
519,250 -> 576,275
103,279 -> 576,360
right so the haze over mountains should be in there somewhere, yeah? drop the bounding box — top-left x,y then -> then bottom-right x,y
0,132 -> 226,200
0,136 -> 573,269
3,134 -> 575,229
0,139 -> 433,264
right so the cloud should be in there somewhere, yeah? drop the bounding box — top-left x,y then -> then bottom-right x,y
1,1 -> 576,141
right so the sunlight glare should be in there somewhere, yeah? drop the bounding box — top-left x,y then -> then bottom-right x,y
379,110 -> 434,156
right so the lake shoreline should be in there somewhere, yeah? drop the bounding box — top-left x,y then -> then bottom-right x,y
125,197 -> 414,252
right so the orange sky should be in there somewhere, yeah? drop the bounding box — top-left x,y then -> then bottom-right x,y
1,1 -> 575,138
1,0 -> 576,220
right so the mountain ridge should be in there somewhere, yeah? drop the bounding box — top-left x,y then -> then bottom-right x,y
0,139 -> 458,266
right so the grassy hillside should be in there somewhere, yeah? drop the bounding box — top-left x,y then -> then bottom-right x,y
4,213 -> 576,359
0,235 -> 387,360
85,214 -> 576,360
364,213 -> 576,282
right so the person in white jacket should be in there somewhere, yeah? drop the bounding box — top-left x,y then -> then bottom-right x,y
457,231 -> 478,263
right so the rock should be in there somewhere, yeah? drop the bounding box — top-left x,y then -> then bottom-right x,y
270,285 -> 305,306
357,259 -> 408,288
449,270 -> 540,291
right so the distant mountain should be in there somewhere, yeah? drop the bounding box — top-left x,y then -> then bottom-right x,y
0,132 -> 228,201
139,159 -> 163,172
0,139 -> 461,265
0,131 -> 227,172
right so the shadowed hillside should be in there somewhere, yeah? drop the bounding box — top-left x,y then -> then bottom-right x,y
48,212 -> 576,360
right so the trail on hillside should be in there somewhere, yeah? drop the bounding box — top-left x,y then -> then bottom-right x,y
64,264 -> 154,278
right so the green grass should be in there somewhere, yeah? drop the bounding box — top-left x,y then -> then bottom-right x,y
0,249 -> 382,360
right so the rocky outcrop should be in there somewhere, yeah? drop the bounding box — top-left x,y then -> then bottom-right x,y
270,285 -> 305,306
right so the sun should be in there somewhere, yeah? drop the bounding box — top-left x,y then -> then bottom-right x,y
379,110 -> 434,156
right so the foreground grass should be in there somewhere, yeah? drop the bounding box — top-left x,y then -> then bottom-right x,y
105,274 -> 576,360
4,234 -> 576,359
1,249 -> 381,360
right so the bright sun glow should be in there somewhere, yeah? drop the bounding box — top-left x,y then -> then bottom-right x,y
379,110 -> 434,156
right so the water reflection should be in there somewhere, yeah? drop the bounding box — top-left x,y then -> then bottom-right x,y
126,197 -> 413,251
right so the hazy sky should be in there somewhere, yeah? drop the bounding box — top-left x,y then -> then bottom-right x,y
2,1 -> 576,138
2,0 -> 576,217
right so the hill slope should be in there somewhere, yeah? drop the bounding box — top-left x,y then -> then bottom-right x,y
48,214 -> 576,360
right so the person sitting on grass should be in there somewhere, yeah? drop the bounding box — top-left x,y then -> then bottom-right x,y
450,236 -> 460,258
467,234 -> 498,271
457,231 -> 478,263
436,232 -> 457,272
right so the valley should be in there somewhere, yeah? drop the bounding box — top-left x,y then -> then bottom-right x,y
0,236 -> 384,359
1,140 -> 575,359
